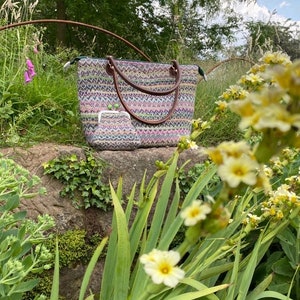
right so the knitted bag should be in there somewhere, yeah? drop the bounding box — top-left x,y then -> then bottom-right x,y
77,56 -> 199,149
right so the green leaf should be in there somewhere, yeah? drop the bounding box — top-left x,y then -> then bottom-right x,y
108,183 -> 131,300
167,284 -> 229,300
272,257 -> 294,277
158,163 -> 217,251
9,279 -> 39,294
246,273 -> 273,300
129,152 -> 179,299
50,238 -> 60,300
100,209 -> 118,300
226,235 -> 242,300
4,194 -> 20,211
277,228 -> 297,266
160,177 -> 181,239
253,291 -> 293,299
79,237 -> 108,300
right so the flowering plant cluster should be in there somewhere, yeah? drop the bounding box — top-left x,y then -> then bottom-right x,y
134,52 -> 299,299
49,51 -> 300,300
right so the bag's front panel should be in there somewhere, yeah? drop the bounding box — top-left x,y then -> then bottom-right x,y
78,58 -> 198,147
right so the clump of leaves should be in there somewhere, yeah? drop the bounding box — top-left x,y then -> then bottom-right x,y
0,155 -> 55,299
43,151 -> 111,210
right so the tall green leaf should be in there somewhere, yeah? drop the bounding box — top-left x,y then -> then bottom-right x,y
78,237 -> 108,300
110,183 -> 131,300
50,237 -> 59,300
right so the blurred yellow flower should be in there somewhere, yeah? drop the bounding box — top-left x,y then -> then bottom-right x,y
205,141 -> 254,166
217,154 -> 259,188
260,51 -> 291,66
253,104 -> 300,132
219,85 -> 249,101
248,63 -> 267,75
180,200 -> 212,226
238,73 -> 264,89
271,60 -> 300,97
215,100 -> 228,111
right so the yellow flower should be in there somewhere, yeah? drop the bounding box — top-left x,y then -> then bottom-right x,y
238,73 -> 264,88
217,141 -> 252,159
253,104 -> 300,132
205,148 -> 224,165
248,63 -> 267,74
217,154 -> 259,188
220,85 -> 249,101
205,141 -> 253,166
180,200 -> 212,226
254,166 -> 272,193
272,60 -> 300,97
260,51 -> 291,66
229,98 -> 256,118
140,250 -> 185,288
140,249 -> 161,264
246,213 -> 261,227
215,100 -> 228,111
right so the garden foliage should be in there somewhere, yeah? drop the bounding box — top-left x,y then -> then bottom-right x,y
0,155 -> 55,299
57,51 -> 300,300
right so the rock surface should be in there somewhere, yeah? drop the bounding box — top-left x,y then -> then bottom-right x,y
1,143 -> 206,230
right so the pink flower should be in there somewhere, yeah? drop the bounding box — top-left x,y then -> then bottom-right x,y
24,70 -> 32,83
24,58 -> 36,84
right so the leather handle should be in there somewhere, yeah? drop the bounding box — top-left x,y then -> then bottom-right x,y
106,56 -> 181,95
106,57 -> 181,125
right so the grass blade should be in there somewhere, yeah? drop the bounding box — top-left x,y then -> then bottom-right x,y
246,273 -> 273,300
78,236 -> 108,300
109,183 -> 131,300
253,291 -> 293,300
50,237 -> 59,300
167,283 -> 229,300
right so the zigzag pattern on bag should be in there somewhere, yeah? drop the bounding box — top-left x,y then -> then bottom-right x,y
77,58 -> 199,148
90,111 -> 141,150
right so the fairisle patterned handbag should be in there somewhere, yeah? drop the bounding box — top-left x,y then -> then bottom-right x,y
77,56 -> 199,150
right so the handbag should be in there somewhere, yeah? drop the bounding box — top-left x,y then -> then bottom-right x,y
77,56 -> 199,149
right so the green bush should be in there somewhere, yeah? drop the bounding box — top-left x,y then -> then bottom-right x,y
0,155 -> 55,299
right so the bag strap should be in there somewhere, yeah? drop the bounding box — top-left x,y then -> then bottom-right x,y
106,56 -> 181,125
106,56 -> 182,95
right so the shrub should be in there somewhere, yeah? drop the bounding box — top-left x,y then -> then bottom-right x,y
0,155 -> 55,299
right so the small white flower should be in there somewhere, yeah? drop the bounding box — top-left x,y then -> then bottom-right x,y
180,200 -> 212,226
140,249 -> 185,288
